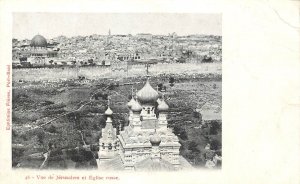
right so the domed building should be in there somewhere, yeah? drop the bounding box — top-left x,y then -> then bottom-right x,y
16,34 -> 58,67
97,78 -> 192,171
30,34 -> 48,48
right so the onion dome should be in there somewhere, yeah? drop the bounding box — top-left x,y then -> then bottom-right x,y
105,107 -> 113,115
150,133 -> 161,146
127,97 -> 136,108
30,34 -> 47,47
157,100 -> 169,112
136,79 -> 159,103
131,101 -> 142,112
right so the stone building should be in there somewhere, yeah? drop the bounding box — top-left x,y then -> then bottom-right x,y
15,34 -> 58,66
97,78 -> 192,171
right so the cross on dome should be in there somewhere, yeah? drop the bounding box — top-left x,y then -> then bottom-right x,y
145,61 -> 151,77
134,89 -> 138,99
107,96 -> 111,106
105,96 -> 113,116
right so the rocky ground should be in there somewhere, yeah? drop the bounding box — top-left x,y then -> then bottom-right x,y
12,70 -> 222,169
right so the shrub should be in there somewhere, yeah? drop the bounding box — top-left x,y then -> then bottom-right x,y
169,77 -> 175,84
47,125 -> 57,133
36,130 -> 45,144
210,139 -> 221,150
209,120 -> 221,135
158,83 -> 163,91
188,141 -> 200,153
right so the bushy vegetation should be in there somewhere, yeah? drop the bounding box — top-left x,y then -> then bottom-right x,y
12,73 -> 221,168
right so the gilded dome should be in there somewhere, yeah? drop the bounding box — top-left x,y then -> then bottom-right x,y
131,101 -> 142,112
105,107 -> 113,115
136,79 -> 159,103
30,34 -> 47,47
150,133 -> 161,146
127,97 -> 136,108
157,100 -> 169,112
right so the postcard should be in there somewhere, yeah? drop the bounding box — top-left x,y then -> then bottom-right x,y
0,0 -> 299,184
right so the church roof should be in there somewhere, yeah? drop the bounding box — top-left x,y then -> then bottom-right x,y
105,107 -> 113,115
178,156 -> 194,169
136,79 -> 159,104
98,156 -> 125,171
131,100 -> 142,112
134,157 -> 176,171
157,100 -> 169,111
127,97 -> 136,108
156,98 -> 162,104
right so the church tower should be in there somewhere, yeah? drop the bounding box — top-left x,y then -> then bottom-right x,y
118,77 -> 181,170
127,86 -> 136,123
98,101 -> 118,164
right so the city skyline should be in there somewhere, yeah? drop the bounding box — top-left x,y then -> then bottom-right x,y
13,13 -> 222,40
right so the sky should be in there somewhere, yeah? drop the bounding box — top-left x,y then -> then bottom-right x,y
13,13 -> 222,40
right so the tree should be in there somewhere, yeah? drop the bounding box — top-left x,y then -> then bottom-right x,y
36,130 -> 45,144
188,141 -> 200,153
108,84 -> 115,90
169,77 -> 175,87
210,139 -> 221,150
102,93 -> 108,100
47,125 -> 57,133
173,124 -> 188,140
209,120 -> 221,135
192,111 -> 202,124
158,83 -> 163,91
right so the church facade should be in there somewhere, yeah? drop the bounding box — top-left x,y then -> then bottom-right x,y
97,78 -> 192,171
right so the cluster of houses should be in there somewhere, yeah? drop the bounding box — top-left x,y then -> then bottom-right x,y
12,31 -> 222,68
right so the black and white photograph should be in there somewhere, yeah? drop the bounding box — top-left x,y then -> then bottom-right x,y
1,0 -> 300,183
11,13 -> 222,171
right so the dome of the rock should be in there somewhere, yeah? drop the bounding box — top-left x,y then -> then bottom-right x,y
30,34 -> 47,47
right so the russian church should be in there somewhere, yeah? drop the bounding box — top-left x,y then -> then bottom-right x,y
96,78 -> 192,171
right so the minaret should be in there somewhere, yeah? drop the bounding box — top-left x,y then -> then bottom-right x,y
106,29 -> 111,45
98,97 -> 118,164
